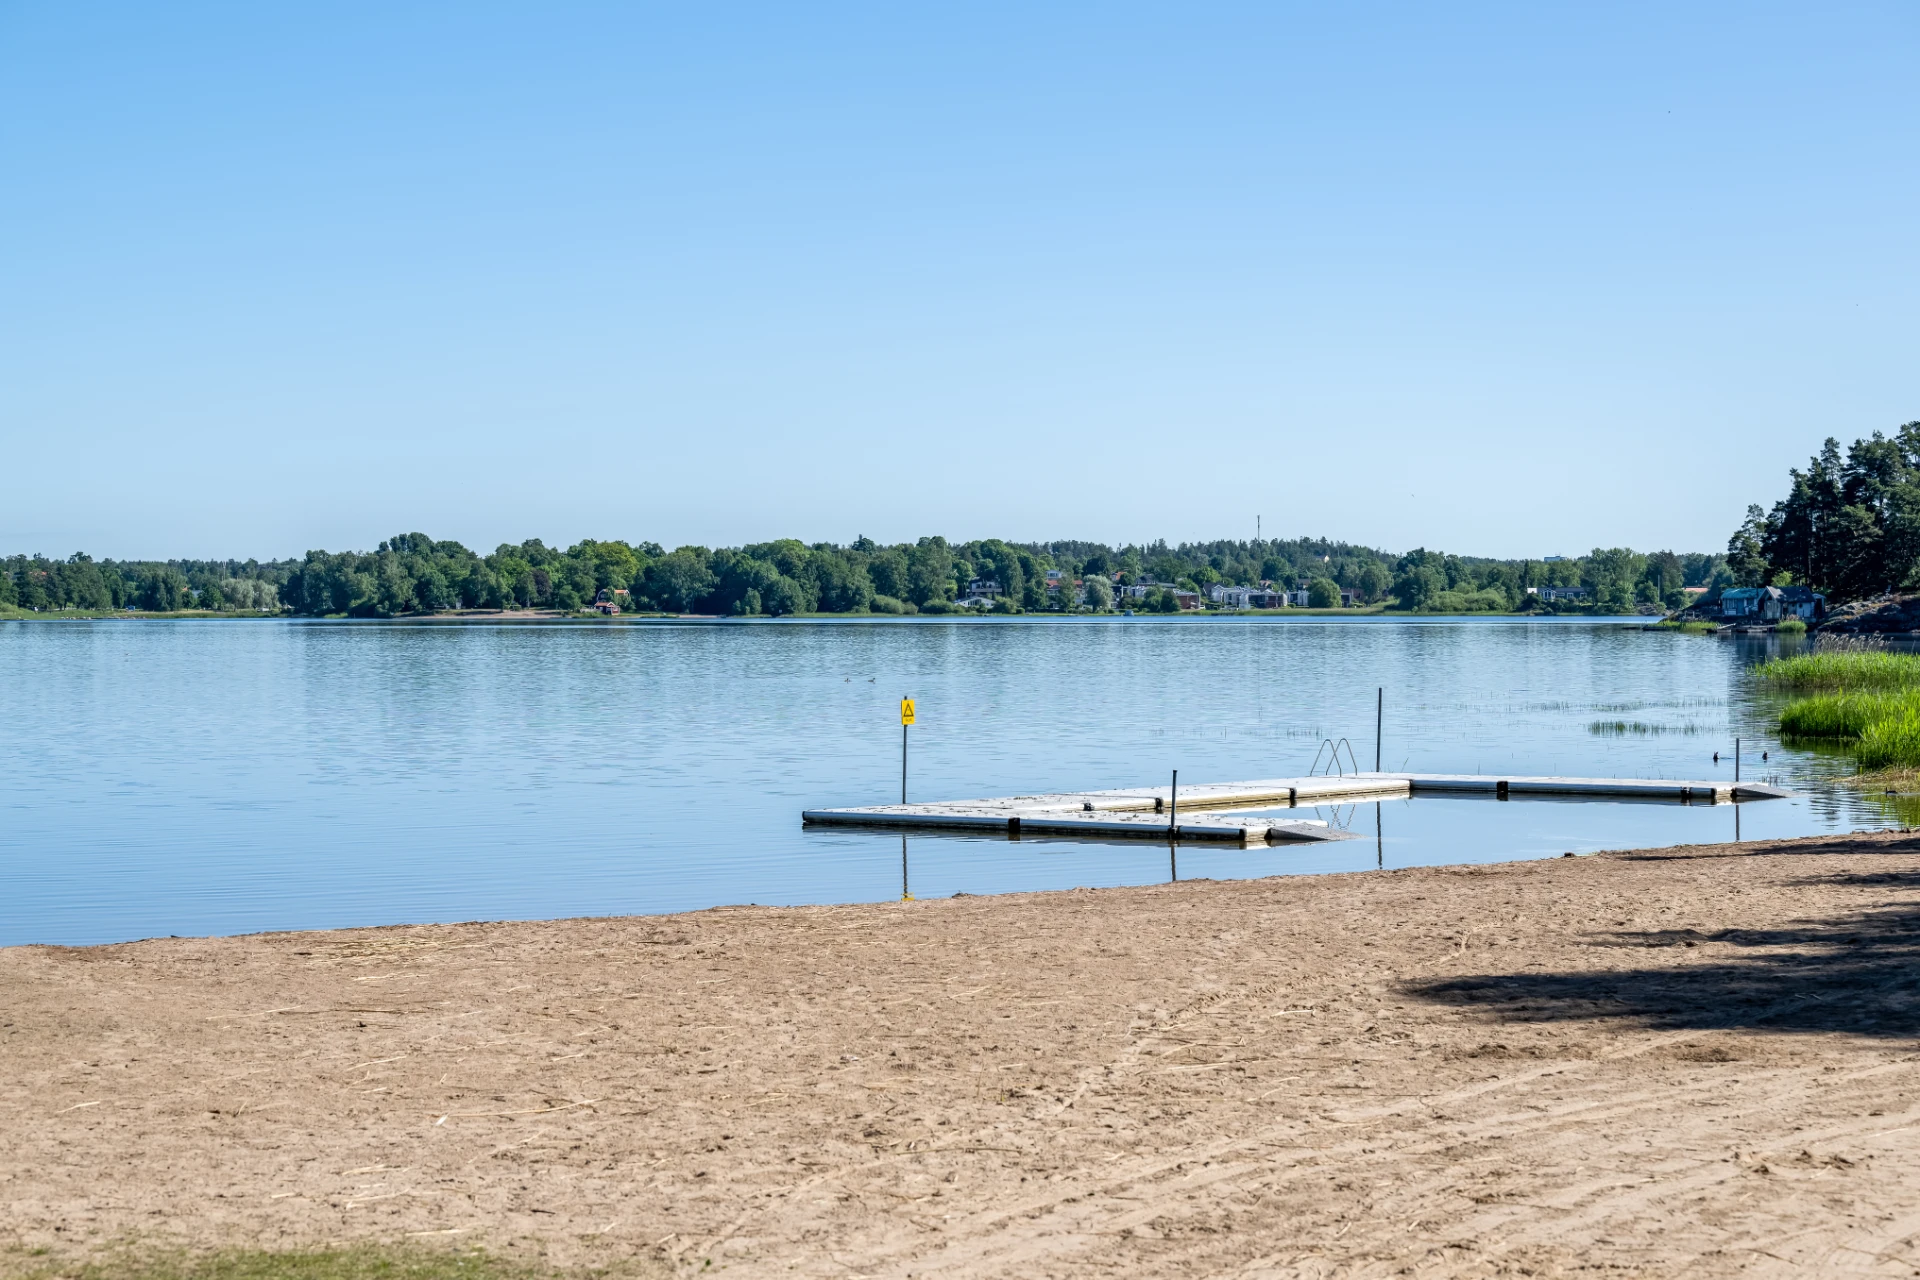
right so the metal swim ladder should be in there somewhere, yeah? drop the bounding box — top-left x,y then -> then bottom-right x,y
1309,737 -> 1361,777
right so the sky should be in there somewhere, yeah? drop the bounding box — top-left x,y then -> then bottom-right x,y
1,2 -> 1914,562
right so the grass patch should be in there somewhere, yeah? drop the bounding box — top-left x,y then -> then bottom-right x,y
0,1245 -> 660,1280
1857,703 -> 1920,771
1753,648 -> 1920,693
1588,720 -> 1707,736
1776,617 -> 1807,633
1777,691 -> 1920,739
1765,651 -> 1920,770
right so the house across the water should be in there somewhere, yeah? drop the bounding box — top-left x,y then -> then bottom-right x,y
1776,586 -> 1826,620
1718,585 -> 1826,621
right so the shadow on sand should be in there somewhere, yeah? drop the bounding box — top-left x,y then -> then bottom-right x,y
1405,837 -> 1920,1039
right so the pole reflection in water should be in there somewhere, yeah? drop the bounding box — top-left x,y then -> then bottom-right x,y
1169,839 -> 1178,884
1376,801 -> 1383,869
901,835 -> 911,901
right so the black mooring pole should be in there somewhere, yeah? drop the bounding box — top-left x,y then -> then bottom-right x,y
1170,769 -> 1178,833
1376,687 -> 1383,772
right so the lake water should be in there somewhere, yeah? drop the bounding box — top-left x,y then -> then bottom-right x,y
0,616 -> 1900,947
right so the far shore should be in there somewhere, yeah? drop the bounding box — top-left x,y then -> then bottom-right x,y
6,828 -> 1918,1277
2,603 -> 1649,623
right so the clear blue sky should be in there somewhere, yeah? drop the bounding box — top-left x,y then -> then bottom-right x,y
2,2 -> 1913,561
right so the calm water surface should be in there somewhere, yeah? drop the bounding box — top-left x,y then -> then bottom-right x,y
0,616 -> 1898,946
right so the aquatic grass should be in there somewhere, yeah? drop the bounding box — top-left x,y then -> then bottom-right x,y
1753,648 -> 1920,693
1776,691 -> 1920,739
1757,643 -> 1920,772
1770,685 -> 1920,772
1775,618 -> 1807,634
1858,703 -> 1920,771
1587,721 -> 1708,737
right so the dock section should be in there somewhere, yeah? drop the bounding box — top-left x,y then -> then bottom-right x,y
1403,773 -> 1791,802
801,772 -> 1792,844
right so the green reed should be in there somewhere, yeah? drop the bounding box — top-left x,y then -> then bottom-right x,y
1753,648 -> 1920,693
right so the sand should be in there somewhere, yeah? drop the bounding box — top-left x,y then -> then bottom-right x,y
6,830 -> 1920,1277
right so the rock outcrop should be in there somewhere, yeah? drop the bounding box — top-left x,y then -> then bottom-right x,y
1817,593 -> 1920,634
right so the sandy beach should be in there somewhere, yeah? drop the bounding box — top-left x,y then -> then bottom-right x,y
6,830 -> 1920,1277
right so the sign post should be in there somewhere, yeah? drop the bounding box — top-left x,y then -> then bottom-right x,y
900,697 -> 916,804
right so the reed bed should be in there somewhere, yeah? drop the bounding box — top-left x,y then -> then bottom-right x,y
1588,720 -> 1708,736
1763,645 -> 1920,769
1777,690 -> 1920,739
1858,704 -> 1920,771
1753,646 -> 1920,693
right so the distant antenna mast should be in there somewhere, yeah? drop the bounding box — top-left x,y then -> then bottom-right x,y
1257,514 -> 1261,541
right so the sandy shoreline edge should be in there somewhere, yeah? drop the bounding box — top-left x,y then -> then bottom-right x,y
6,829 -> 1920,1277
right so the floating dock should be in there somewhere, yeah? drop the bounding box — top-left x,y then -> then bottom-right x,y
801,772 -> 1793,845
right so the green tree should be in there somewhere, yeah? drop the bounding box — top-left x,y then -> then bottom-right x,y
1082,576 -> 1114,611
1727,505 -> 1770,587
1021,566 -> 1049,612
645,549 -> 716,613
763,575 -> 811,616
906,538 -> 953,606
868,548 -> 910,599
572,539 -> 643,593
373,558 -> 415,615
710,550 -> 781,614
1307,577 -> 1339,608
1390,550 -> 1446,609
135,567 -> 189,612
809,550 -> 874,612
1356,560 -> 1390,602
1582,548 -> 1647,610
1644,551 -> 1684,598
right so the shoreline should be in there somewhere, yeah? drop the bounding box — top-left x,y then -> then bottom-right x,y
7,828 -> 1920,1276
3,606 -> 1646,623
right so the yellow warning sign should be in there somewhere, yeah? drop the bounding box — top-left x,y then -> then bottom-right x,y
900,697 -> 916,726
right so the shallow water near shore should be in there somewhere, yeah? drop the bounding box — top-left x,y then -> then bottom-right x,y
0,615 -> 1902,946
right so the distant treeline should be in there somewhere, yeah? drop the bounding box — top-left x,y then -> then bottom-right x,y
1,554 -> 282,614
1730,421 -> 1920,602
4,535 -> 1725,617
